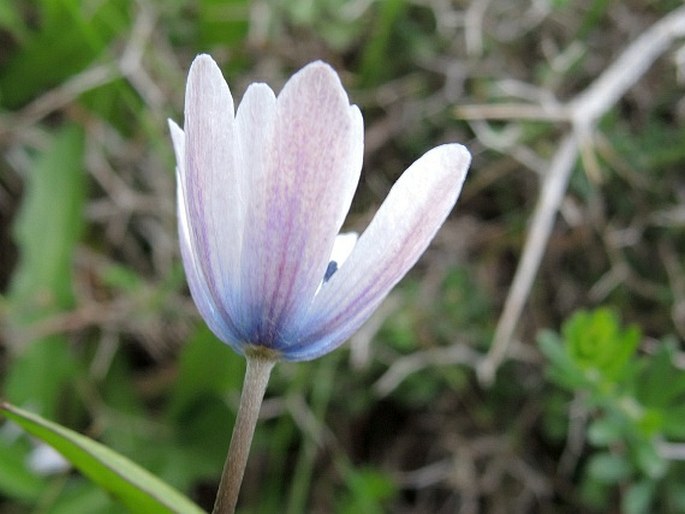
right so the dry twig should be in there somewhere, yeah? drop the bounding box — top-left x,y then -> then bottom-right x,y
473,6 -> 685,384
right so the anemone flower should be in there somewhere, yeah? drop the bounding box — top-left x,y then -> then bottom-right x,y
169,54 -> 470,514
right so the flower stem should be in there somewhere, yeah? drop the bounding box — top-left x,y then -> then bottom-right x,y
212,355 -> 276,514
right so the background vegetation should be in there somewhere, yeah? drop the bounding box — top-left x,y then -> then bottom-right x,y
1,0 -> 685,512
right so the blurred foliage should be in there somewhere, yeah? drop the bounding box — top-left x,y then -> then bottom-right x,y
1,0 -> 684,513
539,309 -> 685,513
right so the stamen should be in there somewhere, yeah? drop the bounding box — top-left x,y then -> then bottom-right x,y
323,260 -> 338,282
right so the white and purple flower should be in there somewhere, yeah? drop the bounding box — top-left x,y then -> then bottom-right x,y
169,55 -> 470,361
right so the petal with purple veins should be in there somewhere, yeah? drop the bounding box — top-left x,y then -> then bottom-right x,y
232,82 -> 277,332
183,55 -> 243,321
284,144 -> 471,360
176,164 -> 244,352
238,62 -> 364,347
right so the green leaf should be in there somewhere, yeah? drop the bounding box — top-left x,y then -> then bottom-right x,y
101,263 -> 145,292
586,452 -> 632,484
167,325 -> 244,420
337,466 -> 397,514
47,483 -> 123,514
587,416 -> 623,447
637,341 -> 676,404
2,338 -> 78,421
199,0 -> 249,48
4,125 -> 86,418
359,0 -> 407,86
537,330 -> 585,389
623,480 -> 655,514
0,0 -> 129,108
9,124 -> 85,321
634,340 -> 685,438
662,404 -> 685,439
563,308 -> 640,382
0,0 -> 27,41
669,482 -> 685,512
634,441 -> 667,479
0,403 -> 206,514
0,441 -> 46,501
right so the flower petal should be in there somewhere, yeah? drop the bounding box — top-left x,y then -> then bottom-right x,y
285,143 -> 471,360
316,232 -> 359,294
330,232 -> 358,268
232,82 -> 277,331
168,119 -> 185,172
183,54 -> 244,324
172,118 -> 243,350
176,162 -> 244,353
238,62 -> 363,347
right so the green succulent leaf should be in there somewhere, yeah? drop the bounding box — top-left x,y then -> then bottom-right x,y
563,308 -> 640,383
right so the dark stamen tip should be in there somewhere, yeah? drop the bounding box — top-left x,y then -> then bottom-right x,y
323,260 -> 338,282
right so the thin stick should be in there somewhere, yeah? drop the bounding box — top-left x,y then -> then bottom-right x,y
477,134 -> 578,385
475,5 -> 685,384
212,355 -> 276,514
568,5 -> 685,126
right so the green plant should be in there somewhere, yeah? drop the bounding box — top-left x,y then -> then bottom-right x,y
539,308 -> 685,513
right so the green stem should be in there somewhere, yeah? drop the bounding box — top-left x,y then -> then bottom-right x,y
212,355 -> 276,514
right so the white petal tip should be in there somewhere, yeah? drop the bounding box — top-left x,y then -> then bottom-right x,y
422,143 -> 471,188
167,118 -> 183,135
186,54 -> 229,97
190,53 -> 218,70
437,143 -> 471,167
287,60 -> 348,100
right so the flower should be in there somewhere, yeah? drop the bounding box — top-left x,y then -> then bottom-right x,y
169,55 -> 470,361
